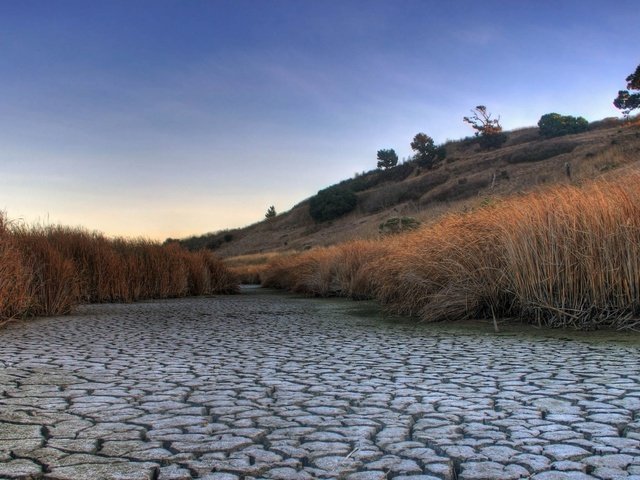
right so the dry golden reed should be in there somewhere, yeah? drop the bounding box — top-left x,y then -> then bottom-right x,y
0,217 -> 238,323
228,264 -> 265,285
263,172 -> 640,329
262,240 -> 389,298
223,251 -> 292,285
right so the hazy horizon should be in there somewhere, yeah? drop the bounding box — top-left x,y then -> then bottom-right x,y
1,0 -> 639,240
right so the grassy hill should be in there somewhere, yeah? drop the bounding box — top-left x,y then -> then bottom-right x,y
176,116 -> 640,258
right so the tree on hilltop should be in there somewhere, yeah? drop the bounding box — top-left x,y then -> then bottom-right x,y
410,133 -> 438,168
265,205 -> 276,219
538,113 -> 589,138
376,149 -> 398,170
614,64 -> 640,116
463,105 -> 507,149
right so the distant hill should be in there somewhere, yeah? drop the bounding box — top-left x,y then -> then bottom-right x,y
174,116 -> 640,258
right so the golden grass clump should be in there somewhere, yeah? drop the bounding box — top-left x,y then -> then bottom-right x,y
0,215 -> 238,323
11,228 -> 79,317
332,240 -> 391,299
228,264 -> 265,285
0,216 -> 33,322
501,179 -> 640,328
40,227 -> 127,302
223,251 -> 291,285
261,171 -> 640,329
262,240 -> 389,299
371,210 -> 510,322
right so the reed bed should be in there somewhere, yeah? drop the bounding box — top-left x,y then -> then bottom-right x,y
223,251 -> 296,285
228,264 -> 266,285
262,240 -> 390,298
262,172 -> 640,329
0,217 -> 238,323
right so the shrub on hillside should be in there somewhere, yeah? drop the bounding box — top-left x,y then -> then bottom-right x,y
477,131 -> 507,149
463,105 -> 507,150
309,186 -> 357,222
538,113 -> 589,138
377,161 -> 415,183
376,149 -> 398,169
411,133 -> 444,168
341,162 -> 415,193
379,217 -> 421,236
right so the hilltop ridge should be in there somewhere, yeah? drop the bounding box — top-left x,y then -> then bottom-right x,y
176,116 -> 640,258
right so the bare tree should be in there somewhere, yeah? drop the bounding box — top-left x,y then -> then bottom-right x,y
463,105 -> 507,149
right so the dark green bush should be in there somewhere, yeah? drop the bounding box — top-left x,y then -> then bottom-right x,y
379,162 -> 415,183
613,64 -> 640,116
340,171 -> 379,192
376,149 -> 398,169
538,113 -> 589,138
339,162 -> 415,193
309,187 -> 358,222
411,133 -> 438,168
478,131 -> 508,149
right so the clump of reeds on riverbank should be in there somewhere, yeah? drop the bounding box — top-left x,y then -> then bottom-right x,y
0,217 -> 238,323
262,239 -> 389,298
261,172 -> 640,330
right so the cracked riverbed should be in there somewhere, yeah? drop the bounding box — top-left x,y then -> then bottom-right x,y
1,287 -> 640,479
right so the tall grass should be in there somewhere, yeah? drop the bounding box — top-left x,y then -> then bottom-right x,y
223,251 -> 294,285
262,172 -> 640,329
0,216 -> 32,319
501,182 -> 640,328
262,240 -> 390,298
0,218 -> 238,323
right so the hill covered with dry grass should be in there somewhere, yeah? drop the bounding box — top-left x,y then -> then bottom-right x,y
179,117 -> 640,259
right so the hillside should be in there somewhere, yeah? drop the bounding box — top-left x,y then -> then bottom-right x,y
177,117 -> 640,258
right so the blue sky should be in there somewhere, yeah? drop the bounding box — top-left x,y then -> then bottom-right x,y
1,1 -> 638,239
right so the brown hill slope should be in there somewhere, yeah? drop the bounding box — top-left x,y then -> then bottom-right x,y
178,118 -> 640,258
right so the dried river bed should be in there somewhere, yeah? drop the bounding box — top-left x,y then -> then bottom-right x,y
1,287 -> 639,480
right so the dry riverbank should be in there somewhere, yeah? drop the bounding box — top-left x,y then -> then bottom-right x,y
1,288 -> 639,479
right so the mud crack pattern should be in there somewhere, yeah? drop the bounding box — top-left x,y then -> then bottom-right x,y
1,288 -> 640,479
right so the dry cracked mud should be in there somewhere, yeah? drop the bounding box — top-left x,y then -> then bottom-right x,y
1,286 -> 640,479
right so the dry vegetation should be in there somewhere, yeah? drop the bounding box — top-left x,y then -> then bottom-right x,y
261,170 -> 640,330
188,118 -> 640,257
0,217 -> 238,324
223,251 -> 294,285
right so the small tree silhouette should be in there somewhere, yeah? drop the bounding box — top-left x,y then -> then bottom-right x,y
410,133 -> 438,168
463,105 -> 507,149
463,105 -> 502,135
613,64 -> 640,116
265,205 -> 276,219
376,149 -> 398,170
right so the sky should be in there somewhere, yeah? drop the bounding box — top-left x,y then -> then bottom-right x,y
1,0 -> 639,240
